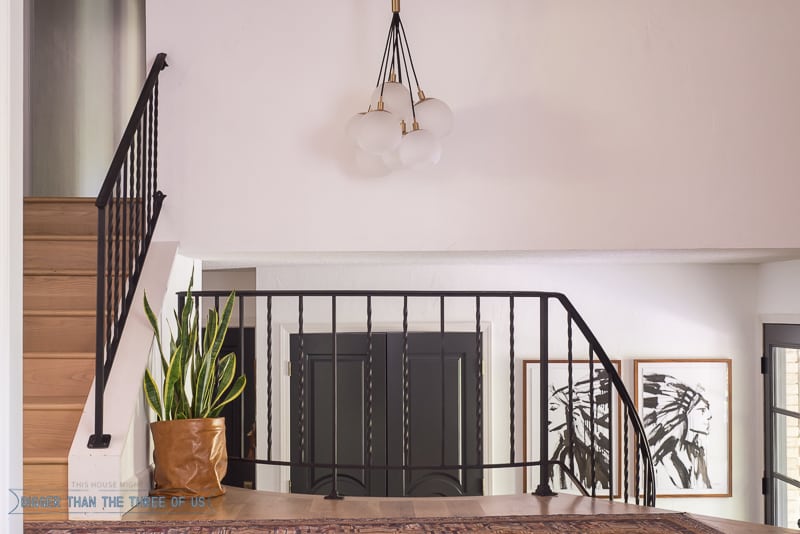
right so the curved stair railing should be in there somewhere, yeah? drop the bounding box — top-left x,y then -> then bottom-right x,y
88,53 -> 168,448
179,289 -> 656,505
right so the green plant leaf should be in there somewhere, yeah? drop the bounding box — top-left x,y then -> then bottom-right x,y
162,344 -> 183,420
143,292 -> 168,375
211,352 -> 236,408
143,369 -> 163,421
203,309 -> 218,354
209,375 -> 246,417
207,292 -> 235,362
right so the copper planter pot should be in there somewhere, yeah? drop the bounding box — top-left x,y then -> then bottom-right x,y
150,417 -> 228,497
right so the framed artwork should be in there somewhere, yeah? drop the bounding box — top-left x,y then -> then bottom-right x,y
634,359 -> 732,498
523,359 -> 622,498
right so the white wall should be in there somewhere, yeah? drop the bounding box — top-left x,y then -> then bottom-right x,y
28,0 -> 144,196
146,0 -> 800,254
1,0 -> 24,531
758,260 -> 800,322
251,261 -> 760,522
202,268 -> 257,327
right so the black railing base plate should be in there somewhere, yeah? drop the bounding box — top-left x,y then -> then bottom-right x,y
533,484 -> 557,497
324,492 -> 344,500
87,434 -> 111,449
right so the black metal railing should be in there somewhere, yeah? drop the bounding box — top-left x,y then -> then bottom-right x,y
179,290 -> 656,505
88,53 -> 168,449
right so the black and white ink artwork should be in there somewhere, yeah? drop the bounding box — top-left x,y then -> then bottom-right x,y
547,369 -> 614,493
642,373 -> 711,490
635,359 -> 730,497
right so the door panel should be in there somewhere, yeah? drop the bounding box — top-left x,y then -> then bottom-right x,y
290,333 -> 388,496
387,332 -> 482,497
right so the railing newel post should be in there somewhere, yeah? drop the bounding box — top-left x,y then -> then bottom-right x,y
88,206 -> 111,448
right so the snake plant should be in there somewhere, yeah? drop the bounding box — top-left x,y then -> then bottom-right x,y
142,276 -> 246,421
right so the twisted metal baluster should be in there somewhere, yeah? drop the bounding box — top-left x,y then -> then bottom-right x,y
112,176 -> 122,348
440,295 -> 445,466
298,296 -> 305,463
267,296 -> 273,461
367,296 -> 374,468
509,296 -> 515,463
131,127 -> 140,279
635,434 -> 640,506
608,368 -> 614,502
147,89 -> 154,231
402,296 -> 410,492
153,80 -> 159,192
589,348 -> 596,497
138,113 -> 145,260
476,296 -> 483,466
120,150 -> 128,334
624,406 -> 629,503
567,316 -> 575,475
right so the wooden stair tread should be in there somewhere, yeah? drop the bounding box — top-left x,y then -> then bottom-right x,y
24,351 -> 94,360
24,396 -> 86,410
24,197 -> 95,204
24,269 -> 97,276
24,235 -> 97,242
24,453 -> 70,465
23,310 -> 95,317
25,235 -> 136,242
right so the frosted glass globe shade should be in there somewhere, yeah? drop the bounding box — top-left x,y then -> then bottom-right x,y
345,112 -> 365,141
414,98 -> 453,138
381,149 -> 405,171
398,128 -> 441,169
355,148 -> 390,177
356,110 -> 402,154
371,81 -> 413,122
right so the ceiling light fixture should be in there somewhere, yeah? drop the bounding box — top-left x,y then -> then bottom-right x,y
347,0 -> 453,173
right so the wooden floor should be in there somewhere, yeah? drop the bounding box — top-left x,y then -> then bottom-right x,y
123,486 -> 797,533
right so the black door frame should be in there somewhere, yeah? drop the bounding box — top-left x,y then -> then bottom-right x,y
763,323 -> 800,528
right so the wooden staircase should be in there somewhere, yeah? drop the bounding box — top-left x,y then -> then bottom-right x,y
23,197 -> 97,521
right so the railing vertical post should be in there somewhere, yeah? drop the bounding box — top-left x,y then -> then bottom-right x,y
440,295 -> 446,466
366,296 -> 374,469
298,297 -> 305,463
534,296 -> 556,496
266,296 -> 273,462
326,296 -> 343,499
509,295 -> 515,464
238,296 -> 245,458
88,208 -> 111,448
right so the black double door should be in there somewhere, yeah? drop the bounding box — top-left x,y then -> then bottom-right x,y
290,332 -> 483,497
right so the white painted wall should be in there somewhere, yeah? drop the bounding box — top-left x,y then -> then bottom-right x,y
28,0 -> 144,196
758,260 -> 800,322
202,268 -> 257,327
146,0 -> 800,254
1,0 -> 24,531
251,261 -> 760,522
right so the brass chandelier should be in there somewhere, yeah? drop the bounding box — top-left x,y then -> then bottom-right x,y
346,0 -> 453,173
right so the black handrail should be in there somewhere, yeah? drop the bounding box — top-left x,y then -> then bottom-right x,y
179,289 -> 657,504
88,53 -> 168,449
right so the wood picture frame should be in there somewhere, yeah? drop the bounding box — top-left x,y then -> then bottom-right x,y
523,359 -> 623,498
633,358 -> 732,498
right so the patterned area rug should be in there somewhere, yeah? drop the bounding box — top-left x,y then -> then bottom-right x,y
24,513 -> 722,533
